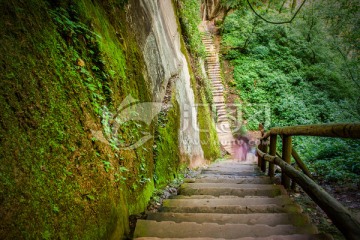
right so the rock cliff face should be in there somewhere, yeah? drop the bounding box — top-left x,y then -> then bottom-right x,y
0,0 -> 216,239
128,0 -> 204,165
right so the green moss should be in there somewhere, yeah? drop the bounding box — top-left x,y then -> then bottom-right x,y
175,0 -> 221,162
0,0 -> 154,238
176,0 -> 206,58
153,92 -> 182,188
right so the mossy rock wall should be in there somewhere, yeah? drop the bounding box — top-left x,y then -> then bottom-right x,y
0,0 -> 219,239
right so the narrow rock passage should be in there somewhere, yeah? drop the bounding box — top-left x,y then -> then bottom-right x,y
134,160 -> 331,239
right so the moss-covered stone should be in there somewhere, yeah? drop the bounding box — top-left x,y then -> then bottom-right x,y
153,90 -> 182,188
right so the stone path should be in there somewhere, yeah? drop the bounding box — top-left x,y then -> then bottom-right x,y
200,24 -> 236,157
134,160 -> 331,239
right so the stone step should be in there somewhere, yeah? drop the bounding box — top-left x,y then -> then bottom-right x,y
135,234 -> 332,240
213,88 -> 224,91
178,183 -> 286,197
215,109 -> 226,113
194,175 -> 273,184
161,196 -> 302,214
217,110 -> 227,114
205,163 -> 260,172
215,104 -> 226,108
214,104 -> 226,107
193,171 -> 265,178
134,221 -> 317,239
217,117 -> 228,122
146,212 -> 311,227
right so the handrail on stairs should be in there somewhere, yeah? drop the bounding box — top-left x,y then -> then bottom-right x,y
256,123 -> 360,240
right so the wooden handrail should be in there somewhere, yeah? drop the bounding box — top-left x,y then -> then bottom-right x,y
256,123 -> 360,239
257,149 -> 360,240
263,123 -> 360,139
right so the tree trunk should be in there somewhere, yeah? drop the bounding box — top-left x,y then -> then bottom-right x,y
202,0 -> 225,20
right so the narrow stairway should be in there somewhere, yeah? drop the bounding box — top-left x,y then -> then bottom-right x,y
134,160 -> 329,239
200,25 -> 236,157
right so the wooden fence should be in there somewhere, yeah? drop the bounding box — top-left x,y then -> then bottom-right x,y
257,123 -> 360,240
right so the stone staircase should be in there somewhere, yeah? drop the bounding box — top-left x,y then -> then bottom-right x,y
134,160 -> 330,239
201,27 -> 236,157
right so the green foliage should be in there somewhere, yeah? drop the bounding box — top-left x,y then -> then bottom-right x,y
153,94 -> 182,188
222,4 -> 360,183
176,0 -> 206,58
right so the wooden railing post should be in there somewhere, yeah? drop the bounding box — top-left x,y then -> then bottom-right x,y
257,143 -> 263,168
261,141 -> 268,172
258,124 -> 265,169
268,134 -> 277,178
282,135 -> 292,188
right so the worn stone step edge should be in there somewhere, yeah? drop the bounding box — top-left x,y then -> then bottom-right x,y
186,177 -> 273,184
146,212 -> 311,227
134,221 -> 318,238
160,203 -> 302,214
135,233 -> 332,240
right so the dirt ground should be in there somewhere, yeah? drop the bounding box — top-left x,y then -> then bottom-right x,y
288,179 -> 360,240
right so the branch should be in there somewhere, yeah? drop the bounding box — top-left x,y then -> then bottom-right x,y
334,44 -> 360,89
246,0 -> 307,24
